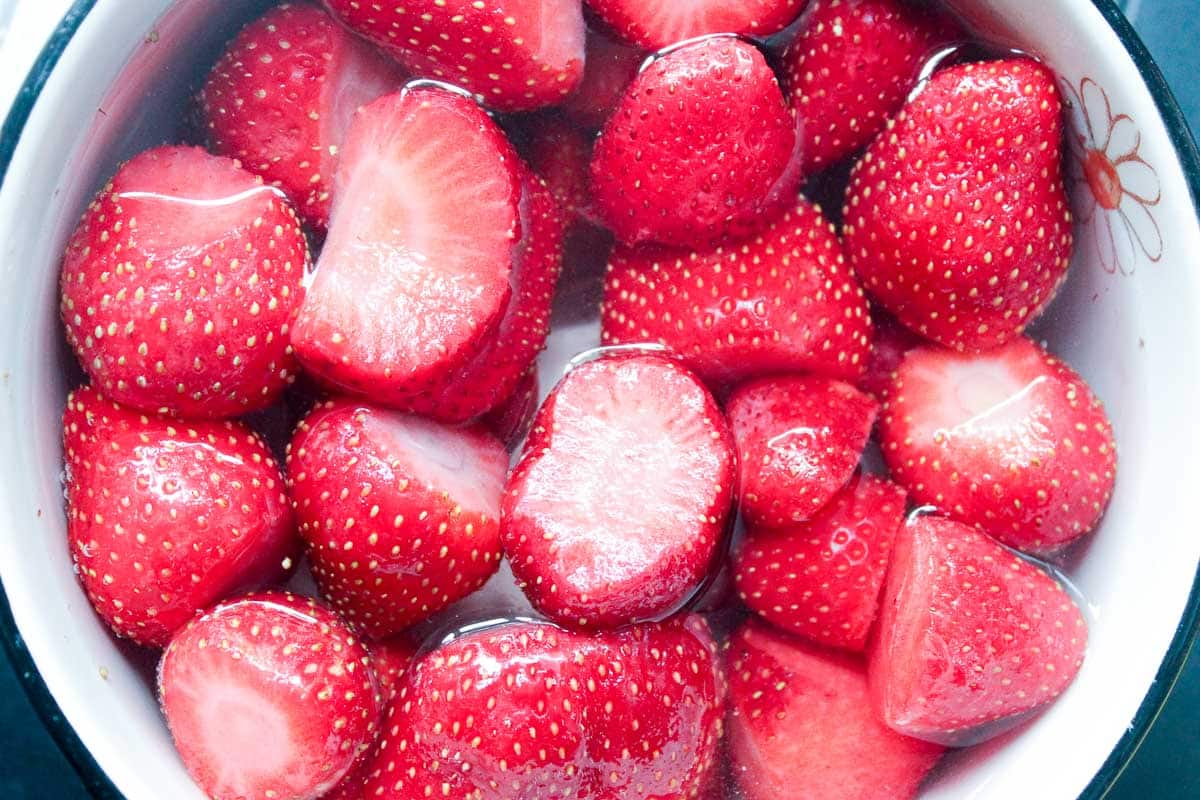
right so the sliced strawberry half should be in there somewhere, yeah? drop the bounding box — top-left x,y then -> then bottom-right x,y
287,400 -> 508,639
502,353 -> 736,628
561,28 -> 644,129
586,0 -> 806,50
602,199 -> 873,388
323,0 -> 585,112
879,337 -> 1117,555
291,87 -> 522,408
734,474 -> 906,651
201,3 -> 402,229
727,375 -> 879,528
159,591 -> 382,800
870,515 -> 1088,745
728,620 -> 945,800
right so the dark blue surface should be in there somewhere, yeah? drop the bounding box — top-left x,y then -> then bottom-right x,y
1,0 -> 1198,797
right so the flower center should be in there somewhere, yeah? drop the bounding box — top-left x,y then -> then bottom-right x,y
1084,149 -> 1123,210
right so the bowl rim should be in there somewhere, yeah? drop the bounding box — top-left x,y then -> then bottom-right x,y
0,1 -> 1197,798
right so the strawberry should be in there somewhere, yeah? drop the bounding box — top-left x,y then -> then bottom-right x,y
727,620 -> 945,800
784,0 -> 955,175
590,36 -> 801,248
322,0 -> 585,112
201,2 -> 402,230
291,87 -> 522,409
62,386 -> 295,648
286,399 -> 507,639
734,474 -> 906,651
483,364 -> 540,449
601,199 -> 873,388
60,145 -> 309,419
561,28 -> 644,129
878,337 -> 1117,555
519,115 -> 596,226
359,616 -> 725,799
727,376 -> 879,528
159,591 -> 382,800
586,0 -> 806,50
858,309 -> 922,401
502,353 -> 736,628
869,514 -> 1088,744
842,58 -> 1074,351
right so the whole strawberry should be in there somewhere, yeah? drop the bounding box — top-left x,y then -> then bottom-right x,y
63,386 -> 295,648
586,0 -> 805,50
60,146 -> 309,418
843,58 -> 1073,351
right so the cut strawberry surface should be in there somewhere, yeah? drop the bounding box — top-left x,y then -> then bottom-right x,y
159,592 -> 382,800
734,474 -> 906,651
728,621 -> 945,800
561,28 -> 644,130
292,87 -> 522,408
502,353 -> 736,628
879,338 -> 1117,555
870,515 -> 1088,745
586,0 -> 807,50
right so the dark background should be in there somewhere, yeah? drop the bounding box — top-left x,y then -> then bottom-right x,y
1,0 -> 1198,797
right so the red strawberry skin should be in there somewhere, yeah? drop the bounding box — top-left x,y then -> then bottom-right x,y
159,591 -> 382,800
591,36 -> 801,248
483,364 -> 540,450
286,400 -> 507,639
727,376 -> 878,528
322,0 -> 585,112
360,617 -> 725,799
201,2 -> 402,230
520,116 -> 596,226
734,474 -> 906,651
602,199 -> 873,388
843,58 -> 1073,351
586,0 -> 806,50
728,620 -> 945,800
60,145 -> 309,418
879,338 -> 1117,555
561,28 -> 644,130
63,386 -> 295,648
785,0 -> 954,175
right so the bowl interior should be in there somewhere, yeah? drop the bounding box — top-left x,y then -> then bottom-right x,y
1,0 -> 1198,798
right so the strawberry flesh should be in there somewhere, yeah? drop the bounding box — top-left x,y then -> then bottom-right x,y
586,0 -> 807,50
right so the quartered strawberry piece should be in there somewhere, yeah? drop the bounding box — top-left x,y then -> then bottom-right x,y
60,145 -> 309,418
879,338 -> 1117,555
591,36 -> 801,248
159,591 -> 382,800
202,3 -> 403,229
561,28 -> 644,129
728,620 -> 945,800
734,474 -> 906,651
483,364 -> 540,450
291,87 -> 522,408
858,309 -> 923,401
322,0 -> 585,112
586,0 -> 806,50
359,617 -> 725,799
870,515 -> 1088,745
62,386 -> 295,648
602,199 -> 873,388
727,376 -> 879,528
502,353 -> 736,628
287,400 -> 508,639
785,0 -> 956,175
843,58 -> 1074,351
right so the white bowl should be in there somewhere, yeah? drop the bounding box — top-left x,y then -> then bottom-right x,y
1,1 -> 1198,798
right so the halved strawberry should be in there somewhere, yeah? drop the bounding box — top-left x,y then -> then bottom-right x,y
727,376 -> 878,528
323,0 -> 585,112
785,0 -> 955,175
734,474 -> 906,651
483,364 -> 540,449
602,199 -> 873,388
858,309 -> 922,401
591,36 -> 801,248
60,145 -> 309,418
159,591 -> 382,800
870,515 -> 1088,745
586,0 -> 806,50
879,338 -> 1117,555
843,58 -> 1073,351
728,620 -> 945,800
63,386 -> 295,648
201,3 -> 402,230
360,616 -> 725,799
291,87 -> 521,408
561,28 -> 644,129
287,400 -> 508,639
502,353 -> 736,628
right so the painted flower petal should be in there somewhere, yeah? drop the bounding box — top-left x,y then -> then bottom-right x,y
1105,115 -> 1140,162
1116,157 -> 1161,205
1111,210 -> 1139,275
1080,78 -> 1113,149
1094,210 -> 1118,274
1073,175 -> 1099,224
1120,192 -> 1164,262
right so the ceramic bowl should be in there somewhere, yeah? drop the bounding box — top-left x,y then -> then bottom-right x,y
0,1 -> 1198,798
